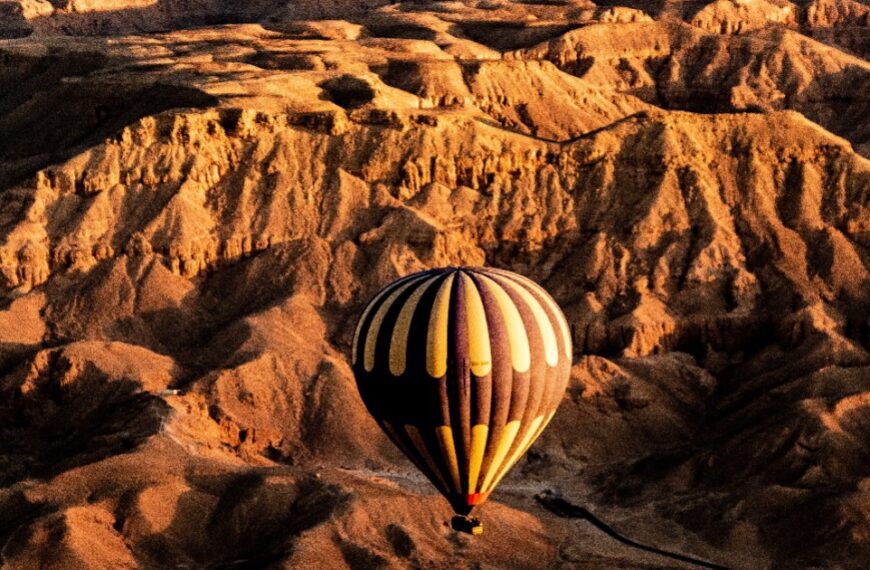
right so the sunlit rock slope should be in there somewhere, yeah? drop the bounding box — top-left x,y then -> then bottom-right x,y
0,1 -> 868,568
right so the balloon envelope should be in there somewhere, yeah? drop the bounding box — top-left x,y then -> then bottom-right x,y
352,267 -> 571,514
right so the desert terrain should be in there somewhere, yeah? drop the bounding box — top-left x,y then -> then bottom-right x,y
0,1 -> 868,568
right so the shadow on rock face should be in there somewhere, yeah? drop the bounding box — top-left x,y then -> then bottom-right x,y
454,21 -> 578,51
20,2 -> 272,37
364,21 -> 437,41
319,75 -> 376,110
0,48 -> 218,190
0,356 -> 170,486
0,492 -> 60,559
339,541 -> 388,570
385,523 -> 416,559
135,471 -> 349,568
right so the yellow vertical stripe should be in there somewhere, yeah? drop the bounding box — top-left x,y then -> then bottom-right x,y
532,410 -> 557,446
476,274 -> 530,373
478,420 -> 521,493
436,425 -> 462,493
526,281 -> 572,360
426,273 -> 456,378
507,415 -> 545,471
540,291 -> 572,361
461,273 -> 492,377
486,268 -> 572,360
353,274 -> 416,365
363,275 -> 428,372
389,275 -> 441,376
487,414 -> 547,492
489,411 -> 556,492
489,273 -> 559,367
467,424 -> 489,493
405,425 -> 450,493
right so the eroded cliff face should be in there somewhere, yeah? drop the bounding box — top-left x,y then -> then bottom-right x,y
0,2 -> 868,569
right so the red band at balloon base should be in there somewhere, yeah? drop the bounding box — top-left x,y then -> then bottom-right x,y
466,493 -> 488,506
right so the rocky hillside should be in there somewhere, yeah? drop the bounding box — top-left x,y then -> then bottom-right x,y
0,2 -> 868,568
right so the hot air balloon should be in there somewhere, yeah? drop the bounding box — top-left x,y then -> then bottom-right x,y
351,267 -> 572,534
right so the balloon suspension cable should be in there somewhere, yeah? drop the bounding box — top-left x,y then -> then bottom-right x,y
451,515 -> 484,536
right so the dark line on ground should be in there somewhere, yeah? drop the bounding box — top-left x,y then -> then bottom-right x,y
535,491 -> 729,570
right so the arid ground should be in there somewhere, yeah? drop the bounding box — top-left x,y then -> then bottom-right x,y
0,1 -> 868,568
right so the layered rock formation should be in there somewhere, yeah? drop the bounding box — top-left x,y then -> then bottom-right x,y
0,1 -> 868,568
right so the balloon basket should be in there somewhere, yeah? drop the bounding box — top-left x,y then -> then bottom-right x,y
451,515 -> 483,535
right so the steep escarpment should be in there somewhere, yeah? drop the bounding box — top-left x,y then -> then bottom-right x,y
4,105 -> 866,353
0,4 -> 868,569
4,1 -> 869,153
518,19 -> 870,154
